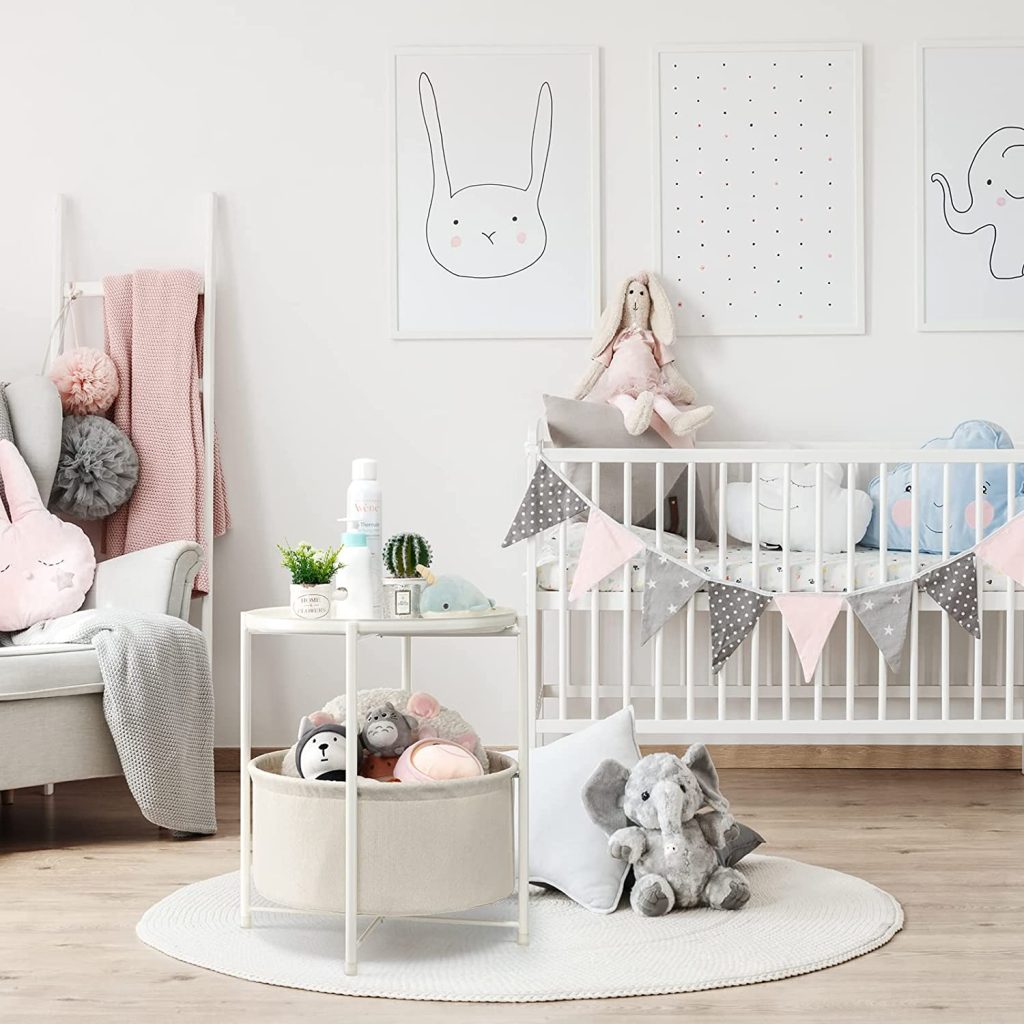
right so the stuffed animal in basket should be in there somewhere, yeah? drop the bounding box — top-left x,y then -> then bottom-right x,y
295,717 -> 356,782
582,745 -> 750,916
573,271 -> 714,438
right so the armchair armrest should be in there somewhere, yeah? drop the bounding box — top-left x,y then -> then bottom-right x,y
83,542 -> 203,620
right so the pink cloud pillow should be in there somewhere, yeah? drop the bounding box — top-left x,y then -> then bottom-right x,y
0,439 -> 96,631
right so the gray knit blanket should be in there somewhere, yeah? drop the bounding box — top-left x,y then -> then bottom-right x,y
5,610 -> 216,834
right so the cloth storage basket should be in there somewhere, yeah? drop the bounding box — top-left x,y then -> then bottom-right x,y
249,749 -> 516,917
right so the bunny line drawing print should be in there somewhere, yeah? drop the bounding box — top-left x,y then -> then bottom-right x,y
930,125 -> 1024,280
418,71 -> 553,279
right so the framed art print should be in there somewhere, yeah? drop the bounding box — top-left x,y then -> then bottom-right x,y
654,43 -> 864,336
390,46 -> 600,338
917,42 -> 1024,331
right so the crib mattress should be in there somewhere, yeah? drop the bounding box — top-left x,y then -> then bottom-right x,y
536,523 -> 1007,594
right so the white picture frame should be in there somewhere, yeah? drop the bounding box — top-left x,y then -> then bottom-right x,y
389,46 -> 601,339
916,41 -> 1024,332
653,42 -> 864,337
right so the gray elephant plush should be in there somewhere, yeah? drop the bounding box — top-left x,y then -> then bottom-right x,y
582,745 -> 751,917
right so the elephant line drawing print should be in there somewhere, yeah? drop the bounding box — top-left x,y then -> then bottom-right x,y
930,126 -> 1024,280
417,71 -> 553,279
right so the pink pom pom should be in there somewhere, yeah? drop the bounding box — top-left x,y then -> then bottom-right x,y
50,348 -> 119,416
406,691 -> 440,719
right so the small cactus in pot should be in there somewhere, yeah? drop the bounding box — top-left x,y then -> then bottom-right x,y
382,532 -> 433,618
383,532 -> 433,579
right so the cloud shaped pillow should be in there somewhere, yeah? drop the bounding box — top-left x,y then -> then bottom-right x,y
862,421 -> 1024,555
726,462 -> 873,553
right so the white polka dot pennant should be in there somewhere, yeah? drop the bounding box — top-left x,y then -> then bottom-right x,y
917,552 -> 981,640
707,580 -> 772,675
640,548 -> 707,646
502,461 -> 590,548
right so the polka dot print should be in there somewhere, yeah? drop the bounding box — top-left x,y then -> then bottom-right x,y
707,581 -> 772,674
502,462 -> 589,548
659,48 -> 859,334
918,553 -> 981,640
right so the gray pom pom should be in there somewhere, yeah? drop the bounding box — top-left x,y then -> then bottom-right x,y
51,415 -> 139,520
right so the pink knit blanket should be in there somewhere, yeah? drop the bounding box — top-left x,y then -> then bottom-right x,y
103,271 -> 229,594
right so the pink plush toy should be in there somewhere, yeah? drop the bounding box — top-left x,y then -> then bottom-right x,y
0,439 -> 96,631
394,739 -> 484,783
574,271 -> 714,438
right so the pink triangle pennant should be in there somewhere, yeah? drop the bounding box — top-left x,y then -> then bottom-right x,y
976,514 -> 1024,588
568,509 -> 644,601
775,593 -> 845,683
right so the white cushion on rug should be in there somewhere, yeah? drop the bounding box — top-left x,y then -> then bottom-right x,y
528,707 -> 641,913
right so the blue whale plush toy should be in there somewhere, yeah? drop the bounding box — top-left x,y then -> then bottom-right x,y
862,421 -> 1024,555
418,568 -> 496,616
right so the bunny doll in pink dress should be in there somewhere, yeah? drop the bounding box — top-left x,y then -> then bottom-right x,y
574,272 -> 713,437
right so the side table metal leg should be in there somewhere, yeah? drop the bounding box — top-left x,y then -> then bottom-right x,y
345,622 -> 360,975
516,620 -> 530,946
240,622 -> 252,928
400,636 -> 412,693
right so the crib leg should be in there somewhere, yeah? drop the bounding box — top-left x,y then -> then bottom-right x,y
43,783 -> 54,796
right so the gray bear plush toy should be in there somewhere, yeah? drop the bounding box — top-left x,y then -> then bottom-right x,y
359,701 -> 418,758
582,745 -> 752,917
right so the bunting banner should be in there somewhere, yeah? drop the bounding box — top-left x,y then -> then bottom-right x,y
503,459 -> 1024,669
775,593 -> 845,682
975,515 -> 1024,588
502,461 -> 589,548
640,549 -> 706,646
848,580 -> 915,672
918,552 -> 981,639
569,509 -> 645,601
708,581 -> 772,674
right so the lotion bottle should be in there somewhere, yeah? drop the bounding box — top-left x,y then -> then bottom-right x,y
347,459 -> 382,562
334,522 -> 382,620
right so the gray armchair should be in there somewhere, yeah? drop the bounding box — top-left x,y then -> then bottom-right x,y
0,540 -> 202,799
0,376 -> 204,801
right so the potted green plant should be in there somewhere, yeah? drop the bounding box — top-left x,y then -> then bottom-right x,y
279,542 -> 344,620
382,532 -> 432,618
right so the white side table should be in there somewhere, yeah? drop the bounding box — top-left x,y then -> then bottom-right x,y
239,607 -> 529,975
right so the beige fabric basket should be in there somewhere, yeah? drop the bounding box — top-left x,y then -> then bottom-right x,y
249,749 -> 516,917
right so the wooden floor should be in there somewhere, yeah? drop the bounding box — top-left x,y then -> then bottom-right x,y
1,769 -> 1022,1023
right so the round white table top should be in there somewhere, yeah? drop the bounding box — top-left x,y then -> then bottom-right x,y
241,606 -> 519,637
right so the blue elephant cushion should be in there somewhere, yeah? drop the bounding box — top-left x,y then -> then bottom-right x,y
862,421 -> 1024,555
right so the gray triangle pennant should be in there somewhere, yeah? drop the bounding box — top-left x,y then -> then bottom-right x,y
918,552 -> 981,640
848,580 -> 914,673
707,581 -> 772,675
640,549 -> 705,646
501,462 -> 589,548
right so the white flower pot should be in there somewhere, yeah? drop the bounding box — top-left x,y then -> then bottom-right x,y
289,583 -> 334,620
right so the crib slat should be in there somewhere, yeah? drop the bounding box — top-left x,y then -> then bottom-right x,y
814,462 -> 824,721
941,462 -> 951,720
781,463 -> 792,720
909,462 -> 920,721
1006,464 -> 1016,721
845,462 -> 856,721
686,463 -> 696,721
877,462 -> 888,721
718,463 -> 728,720
974,463 -> 984,721
653,461 -> 665,721
590,462 -> 601,722
750,465 -> 760,722
622,464 -> 632,712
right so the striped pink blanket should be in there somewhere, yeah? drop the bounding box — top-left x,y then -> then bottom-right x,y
103,271 -> 229,594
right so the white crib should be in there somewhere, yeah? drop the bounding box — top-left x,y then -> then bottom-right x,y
524,428 -> 1024,750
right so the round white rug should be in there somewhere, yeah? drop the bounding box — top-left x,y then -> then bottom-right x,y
137,855 -> 902,1002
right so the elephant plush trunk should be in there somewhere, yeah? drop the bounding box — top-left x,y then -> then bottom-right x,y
931,171 -> 983,234
653,779 -> 685,854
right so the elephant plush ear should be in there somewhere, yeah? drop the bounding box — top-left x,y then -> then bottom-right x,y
683,743 -> 730,816
582,758 -> 631,835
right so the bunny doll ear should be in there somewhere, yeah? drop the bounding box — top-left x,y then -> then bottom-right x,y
646,272 -> 676,351
0,440 -> 45,522
590,276 -> 631,359
682,743 -> 730,816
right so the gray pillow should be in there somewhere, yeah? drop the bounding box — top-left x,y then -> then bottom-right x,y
4,376 -> 63,504
543,394 -> 715,542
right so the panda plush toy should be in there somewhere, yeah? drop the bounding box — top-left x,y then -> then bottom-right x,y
295,716 -> 356,782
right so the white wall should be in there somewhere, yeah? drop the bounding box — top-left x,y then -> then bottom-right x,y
1,0 -> 1021,746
